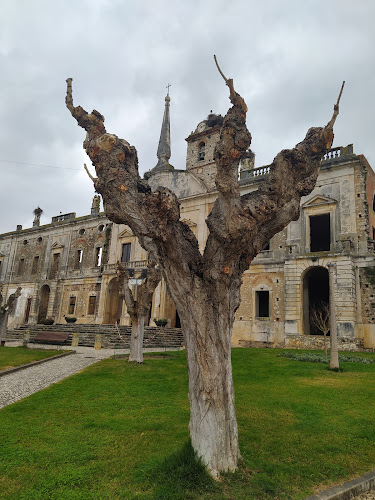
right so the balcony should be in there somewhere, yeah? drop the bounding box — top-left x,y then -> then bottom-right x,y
103,260 -> 152,274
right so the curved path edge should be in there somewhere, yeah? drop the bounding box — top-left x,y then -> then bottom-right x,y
305,468 -> 375,499
0,350 -> 76,378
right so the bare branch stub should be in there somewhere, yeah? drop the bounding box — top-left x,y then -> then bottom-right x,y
206,58 -> 252,243
327,80 -> 345,130
84,163 -> 98,184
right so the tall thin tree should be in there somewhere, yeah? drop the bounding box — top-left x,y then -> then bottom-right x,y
116,261 -> 161,363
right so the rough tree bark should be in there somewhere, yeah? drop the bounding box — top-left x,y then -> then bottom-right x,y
116,261 -> 161,363
0,287 -> 22,346
66,64 -> 343,477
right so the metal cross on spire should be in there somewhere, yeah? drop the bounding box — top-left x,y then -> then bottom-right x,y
166,83 -> 171,96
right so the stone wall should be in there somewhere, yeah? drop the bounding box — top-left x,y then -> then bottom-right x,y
284,334 -> 362,351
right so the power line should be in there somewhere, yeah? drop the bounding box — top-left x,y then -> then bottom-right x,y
0,159 -> 82,171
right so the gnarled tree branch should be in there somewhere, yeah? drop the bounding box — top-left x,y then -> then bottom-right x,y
66,79 -> 202,291
205,75 -> 344,276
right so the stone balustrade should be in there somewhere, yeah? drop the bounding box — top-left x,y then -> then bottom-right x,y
103,259 -> 152,273
240,145 -> 354,184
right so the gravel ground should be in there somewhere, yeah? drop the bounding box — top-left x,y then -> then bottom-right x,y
0,351 -> 112,409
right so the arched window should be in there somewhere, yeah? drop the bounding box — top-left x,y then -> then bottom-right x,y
198,142 -> 205,161
372,192 -> 375,212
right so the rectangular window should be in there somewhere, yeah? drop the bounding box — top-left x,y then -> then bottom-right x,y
121,243 -> 131,263
310,213 -> 330,252
51,253 -> 60,278
88,296 -> 96,315
256,291 -> 270,318
68,296 -> 76,315
24,298 -> 32,323
95,247 -> 102,267
75,249 -> 83,268
31,256 -> 39,274
18,258 -> 25,276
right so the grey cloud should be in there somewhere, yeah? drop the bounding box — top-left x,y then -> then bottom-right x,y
1,0 -> 375,234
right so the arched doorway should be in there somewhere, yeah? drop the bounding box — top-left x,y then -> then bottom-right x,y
37,285 -> 50,324
303,267 -> 329,335
104,278 -> 123,324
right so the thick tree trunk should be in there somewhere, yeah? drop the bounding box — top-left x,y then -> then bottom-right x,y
182,301 -> 239,477
128,315 -> 145,363
168,272 -> 242,477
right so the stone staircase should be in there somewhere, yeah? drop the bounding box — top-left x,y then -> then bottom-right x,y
7,323 -> 185,349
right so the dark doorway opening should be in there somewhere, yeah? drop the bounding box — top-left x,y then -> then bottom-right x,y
310,213 -> 330,252
256,291 -> 270,318
303,267 -> 329,335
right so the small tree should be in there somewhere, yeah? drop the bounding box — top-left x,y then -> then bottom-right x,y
0,287 -> 22,346
66,61 -> 344,477
117,261 -> 161,363
310,301 -> 330,358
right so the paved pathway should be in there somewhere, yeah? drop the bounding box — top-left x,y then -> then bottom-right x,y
0,350 -> 113,409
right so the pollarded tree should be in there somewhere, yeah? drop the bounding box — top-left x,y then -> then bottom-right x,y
66,60 -> 343,477
0,286 -> 22,346
116,260 -> 161,363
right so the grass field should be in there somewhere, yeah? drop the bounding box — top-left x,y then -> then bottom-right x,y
1,348 -> 375,499
0,346 -> 62,371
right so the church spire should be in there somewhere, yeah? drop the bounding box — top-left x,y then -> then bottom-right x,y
154,91 -> 174,172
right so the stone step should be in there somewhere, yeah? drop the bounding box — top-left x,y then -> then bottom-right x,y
7,324 -> 184,349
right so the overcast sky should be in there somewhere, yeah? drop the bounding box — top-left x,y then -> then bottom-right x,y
1,0 -> 374,234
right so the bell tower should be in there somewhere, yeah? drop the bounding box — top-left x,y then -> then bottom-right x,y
185,113 -> 223,191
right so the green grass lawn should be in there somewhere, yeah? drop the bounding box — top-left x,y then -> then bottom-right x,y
0,346 -> 62,371
1,348 -> 375,499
